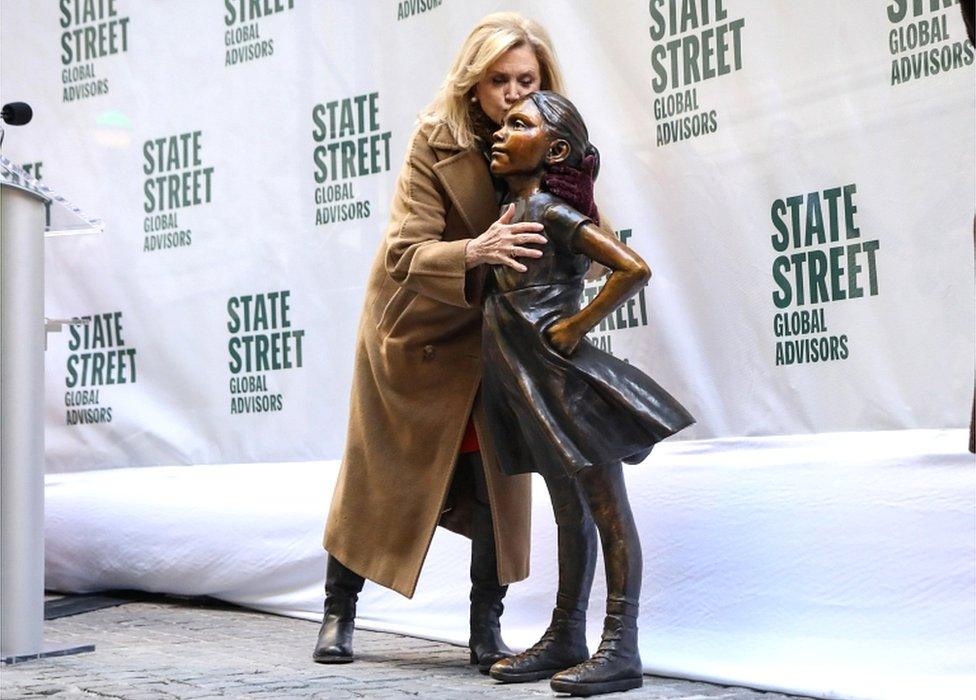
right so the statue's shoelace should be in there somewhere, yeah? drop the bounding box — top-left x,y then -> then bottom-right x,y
586,621 -> 625,663
510,623 -> 572,662
523,627 -> 559,656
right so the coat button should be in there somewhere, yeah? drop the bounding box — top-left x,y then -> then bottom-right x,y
423,345 -> 436,361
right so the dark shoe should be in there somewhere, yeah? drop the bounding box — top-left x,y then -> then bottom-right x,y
489,608 -> 590,683
312,555 -> 364,664
468,598 -> 512,673
467,543 -> 512,673
549,605 -> 642,696
313,607 -> 355,664
466,451 -> 513,674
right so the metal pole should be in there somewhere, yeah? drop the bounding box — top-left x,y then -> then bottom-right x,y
1,183 -> 46,657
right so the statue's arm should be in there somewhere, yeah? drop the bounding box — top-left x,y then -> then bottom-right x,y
545,222 -> 651,356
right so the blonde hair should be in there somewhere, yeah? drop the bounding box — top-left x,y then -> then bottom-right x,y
422,12 -> 565,149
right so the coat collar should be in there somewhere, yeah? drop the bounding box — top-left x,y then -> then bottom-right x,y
426,121 -> 464,151
428,123 -> 498,238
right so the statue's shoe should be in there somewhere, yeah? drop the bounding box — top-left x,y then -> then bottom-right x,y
549,612 -> 642,696
489,609 -> 589,683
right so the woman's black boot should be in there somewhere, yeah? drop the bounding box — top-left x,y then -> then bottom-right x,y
312,555 -> 365,664
549,601 -> 643,695
467,452 -> 513,673
468,579 -> 511,673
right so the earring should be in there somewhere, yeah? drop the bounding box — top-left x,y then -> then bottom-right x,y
470,95 -> 478,103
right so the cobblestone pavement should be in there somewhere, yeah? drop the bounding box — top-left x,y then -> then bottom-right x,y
2,597 -> 815,699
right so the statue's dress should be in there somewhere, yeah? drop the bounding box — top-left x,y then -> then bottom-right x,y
481,192 -> 695,477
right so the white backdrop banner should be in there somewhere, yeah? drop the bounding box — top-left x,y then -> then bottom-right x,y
0,0 -> 973,471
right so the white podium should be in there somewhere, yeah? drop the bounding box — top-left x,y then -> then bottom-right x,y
1,156 -> 101,663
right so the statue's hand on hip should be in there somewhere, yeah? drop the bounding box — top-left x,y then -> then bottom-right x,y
545,318 -> 584,357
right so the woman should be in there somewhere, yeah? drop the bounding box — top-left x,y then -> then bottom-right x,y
483,92 -> 694,695
314,13 -> 580,672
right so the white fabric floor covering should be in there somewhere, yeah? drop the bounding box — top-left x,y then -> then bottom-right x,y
44,429 -> 974,700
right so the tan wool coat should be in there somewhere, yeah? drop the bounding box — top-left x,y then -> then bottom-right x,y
323,120 -> 532,599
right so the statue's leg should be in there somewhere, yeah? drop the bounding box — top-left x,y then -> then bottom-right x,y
312,554 -> 366,664
490,465 -> 597,683
466,450 -> 514,673
550,462 -> 644,695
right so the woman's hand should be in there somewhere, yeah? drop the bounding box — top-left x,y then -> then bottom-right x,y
545,317 -> 585,357
464,204 -> 547,271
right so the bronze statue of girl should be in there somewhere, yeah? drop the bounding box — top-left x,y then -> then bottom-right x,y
480,90 -> 694,696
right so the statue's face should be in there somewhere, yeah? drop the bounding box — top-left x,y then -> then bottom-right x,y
489,98 -> 552,177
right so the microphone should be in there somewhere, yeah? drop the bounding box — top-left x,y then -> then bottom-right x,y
1,102 -> 33,126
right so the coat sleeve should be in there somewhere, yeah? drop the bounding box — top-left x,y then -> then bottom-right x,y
384,127 -> 478,308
